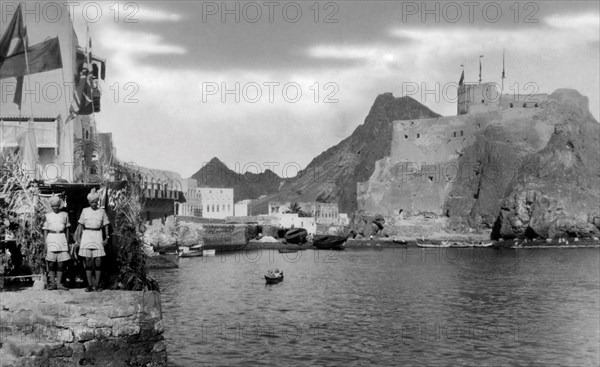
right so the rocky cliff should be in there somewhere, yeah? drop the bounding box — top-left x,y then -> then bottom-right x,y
495,90 -> 600,239
191,157 -> 282,202
250,94 -> 441,214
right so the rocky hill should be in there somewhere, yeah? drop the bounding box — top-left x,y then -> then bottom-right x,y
191,157 -> 282,202
250,94 -> 441,214
356,88 -> 599,239
495,90 -> 600,239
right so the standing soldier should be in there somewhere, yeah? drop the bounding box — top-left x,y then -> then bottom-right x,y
43,195 -> 70,290
76,189 -> 110,292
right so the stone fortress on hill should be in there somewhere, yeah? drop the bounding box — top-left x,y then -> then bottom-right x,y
356,73 -> 599,239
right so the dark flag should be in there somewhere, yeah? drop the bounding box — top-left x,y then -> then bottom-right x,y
0,4 -> 26,60
0,4 -> 27,108
459,65 -> 464,86
0,37 -> 62,79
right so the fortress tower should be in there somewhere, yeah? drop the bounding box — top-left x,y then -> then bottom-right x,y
457,82 -> 500,115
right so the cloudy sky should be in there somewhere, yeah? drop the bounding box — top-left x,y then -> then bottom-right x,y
38,1 -> 600,177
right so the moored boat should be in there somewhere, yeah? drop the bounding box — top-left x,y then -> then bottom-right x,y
416,240 -> 452,248
313,235 -> 348,250
179,250 -> 203,258
284,228 -> 308,245
202,249 -> 216,256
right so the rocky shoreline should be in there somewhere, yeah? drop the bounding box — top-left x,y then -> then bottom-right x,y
245,236 -> 600,250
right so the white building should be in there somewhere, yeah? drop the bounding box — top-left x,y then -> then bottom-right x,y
337,213 -> 350,226
234,199 -> 252,217
198,188 -> 233,219
176,178 -> 202,217
274,213 -> 317,235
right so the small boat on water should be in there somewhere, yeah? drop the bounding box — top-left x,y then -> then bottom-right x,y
313,235 -> 348,250
265,270 -> 284,284
284,228 -> 308,245
202,249 -> 216,256
278,248 -> 298,254
392,239 -> 407,245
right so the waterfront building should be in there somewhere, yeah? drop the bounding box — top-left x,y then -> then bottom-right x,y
268,201 -> 345,225
1,5 -> 184,226
198,188 -> 234,219
176,178 -> 203,217
138,167 -> 183,224
0,4 -> 106,183
274,213 -> 317,235
234,199 -> 252,217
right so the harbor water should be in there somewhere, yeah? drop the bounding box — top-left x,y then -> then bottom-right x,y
151,247 -> 600,366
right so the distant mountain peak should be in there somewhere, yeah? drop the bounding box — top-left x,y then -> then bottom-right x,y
191,157 -> 282,202
250,93 -> 441,214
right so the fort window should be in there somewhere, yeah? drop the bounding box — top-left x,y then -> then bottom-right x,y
453,132 -> 456,137
411,121 -> 414,125
509,103 -> 513,108
416,134 -> 420,138
535,103 -> 539,107
460,130 -> 463,136
523,103 -> 527,107
428,176 -> 433,182
404,135 -> 408,139
481,99 -> 485,103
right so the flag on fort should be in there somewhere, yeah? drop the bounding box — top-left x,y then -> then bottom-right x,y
459,65 -> 464,86
502,49 -> 506,79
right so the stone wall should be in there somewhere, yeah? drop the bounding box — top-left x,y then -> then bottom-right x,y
0,289 -> 166,366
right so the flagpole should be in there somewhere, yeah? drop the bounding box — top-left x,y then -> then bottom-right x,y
20,3 -> 38,177
501,49 -> 506,93
85,22 -> 97,133
479,55 -> 483,85
19,5 -> 34,121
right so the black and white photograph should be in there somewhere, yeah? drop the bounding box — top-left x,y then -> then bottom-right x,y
0,1 -> 599,366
